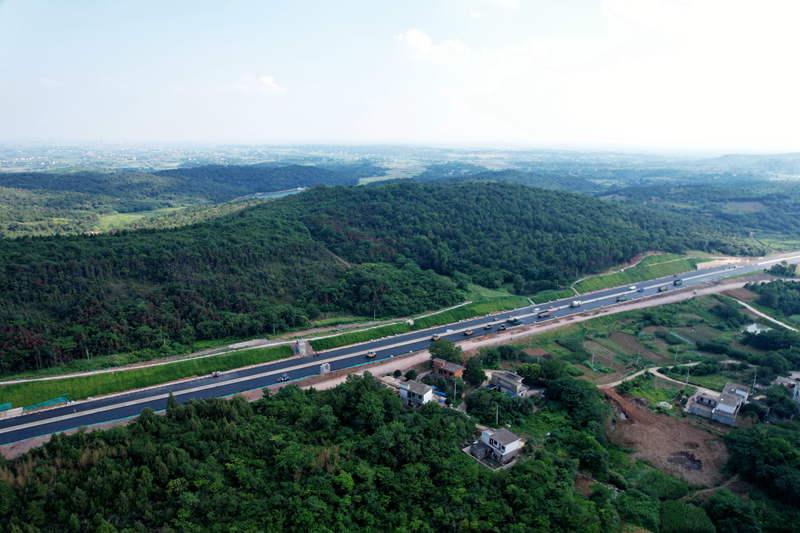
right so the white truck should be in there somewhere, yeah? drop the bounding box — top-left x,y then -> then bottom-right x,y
629,286 -> 637,291
571,301 -> 582,308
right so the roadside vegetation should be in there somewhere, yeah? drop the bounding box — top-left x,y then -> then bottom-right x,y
0,345 -> 291,409
574,254 -> 712,294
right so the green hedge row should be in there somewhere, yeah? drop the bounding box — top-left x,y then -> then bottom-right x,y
0,345 -> 293,409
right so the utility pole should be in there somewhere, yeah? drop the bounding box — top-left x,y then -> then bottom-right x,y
636,349 -> 641,366
496,404 -> 499,426
685,368 -> 690,386
674,346 -> 679,361
591,350 -> 595,370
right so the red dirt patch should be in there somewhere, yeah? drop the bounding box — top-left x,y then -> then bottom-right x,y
605,387 -> 727,486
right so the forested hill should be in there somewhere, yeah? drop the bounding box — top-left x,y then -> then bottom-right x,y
0,182 -> 761,373
416,169 -> 602,195
0,162 -> 385,237
0,162 -> 382,206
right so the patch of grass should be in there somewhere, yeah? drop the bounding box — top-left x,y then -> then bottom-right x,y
531,289 -> 575,304
518,409 -> 570,437
629,382 -> 681,407
96,207 -> 185,230
0,345 -> 292,409
575,256 -> 711,294
467,283 -> 510,300
687,373 -> 731,391
753,232 -> 800,251
309,323 -> 413,351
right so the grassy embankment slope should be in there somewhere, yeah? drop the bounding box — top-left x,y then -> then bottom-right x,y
574,254 -> 712,294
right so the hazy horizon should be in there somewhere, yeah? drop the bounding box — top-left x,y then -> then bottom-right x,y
1,0 -> 799,152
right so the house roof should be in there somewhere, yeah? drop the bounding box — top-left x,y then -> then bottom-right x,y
497,371 -> 524,384
717,392 -> 742,408
406,380 -> 433,396
433,359 -> 464,374
489,428 -> 520,446
725,382 -> 749,395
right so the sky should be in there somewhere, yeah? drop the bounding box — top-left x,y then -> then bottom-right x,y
0,0 -> 799,152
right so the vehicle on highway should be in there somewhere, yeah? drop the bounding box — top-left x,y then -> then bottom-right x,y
674,279 -> 683,286
484,324 -> 492,330
694,289 -> 697,294
212,371 -> 221,378
617,295 -> 627,302
366,350 -> 377,359
571,301 -> 581,308
464,329 -> 474,336
507,316 -> 517,323
277,373 -> 290,383
629,286 -> 637,291
533,308 -> 540,312
498,324 -> 507,331
431,334 -> 441,341
658,285 -> 668,292
538,310 -> 551,318
637,288 -> 645,292
446,329 -> 454,333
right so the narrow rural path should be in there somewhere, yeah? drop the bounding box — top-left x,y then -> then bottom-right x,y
736,300 -> 797,331
679,475 -> 740,501
600,362 -> 699,388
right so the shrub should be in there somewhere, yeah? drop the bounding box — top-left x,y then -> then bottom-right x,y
637,469 -> 689,500
662,500 -> 716,533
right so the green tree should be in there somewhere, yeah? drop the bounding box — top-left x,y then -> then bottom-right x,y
429,339 -> 463,365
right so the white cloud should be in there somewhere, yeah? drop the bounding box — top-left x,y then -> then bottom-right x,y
218,75 -> 286,96
39,78 -> 56,86
395,29 -> 471,62
258,76 -> 286,96
469,10 -> 484,19
488,0 -> 519,9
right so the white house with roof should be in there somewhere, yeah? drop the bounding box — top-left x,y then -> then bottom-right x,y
687,382 -> 748,426
491,371 -> 527,396
470,428 -> 523,464
399,380 -> 435,408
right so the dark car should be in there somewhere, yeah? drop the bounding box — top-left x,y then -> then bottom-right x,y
498,324 -> 507,331
277,373 -> 290,383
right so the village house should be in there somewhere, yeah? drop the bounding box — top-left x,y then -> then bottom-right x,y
399,380 -> 436,408
469,428 -> 523,464
491,371 -> 527,396
687,382 -> 748,426
432,358 -> 464,379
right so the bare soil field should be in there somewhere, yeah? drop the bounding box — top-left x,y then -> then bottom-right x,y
524,347 -> 553,359
610,332 -> 671,364
722,287 -> 759,302
605,388 -> 727,487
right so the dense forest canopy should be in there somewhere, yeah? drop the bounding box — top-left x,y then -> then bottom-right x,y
0,375 -> 613,533
2,370 -> 797,532
0,181 -> 763,374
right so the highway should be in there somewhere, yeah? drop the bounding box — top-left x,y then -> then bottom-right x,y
1,252 -> 799,445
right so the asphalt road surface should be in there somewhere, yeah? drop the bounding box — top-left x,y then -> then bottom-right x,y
1,252 -> 798,445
